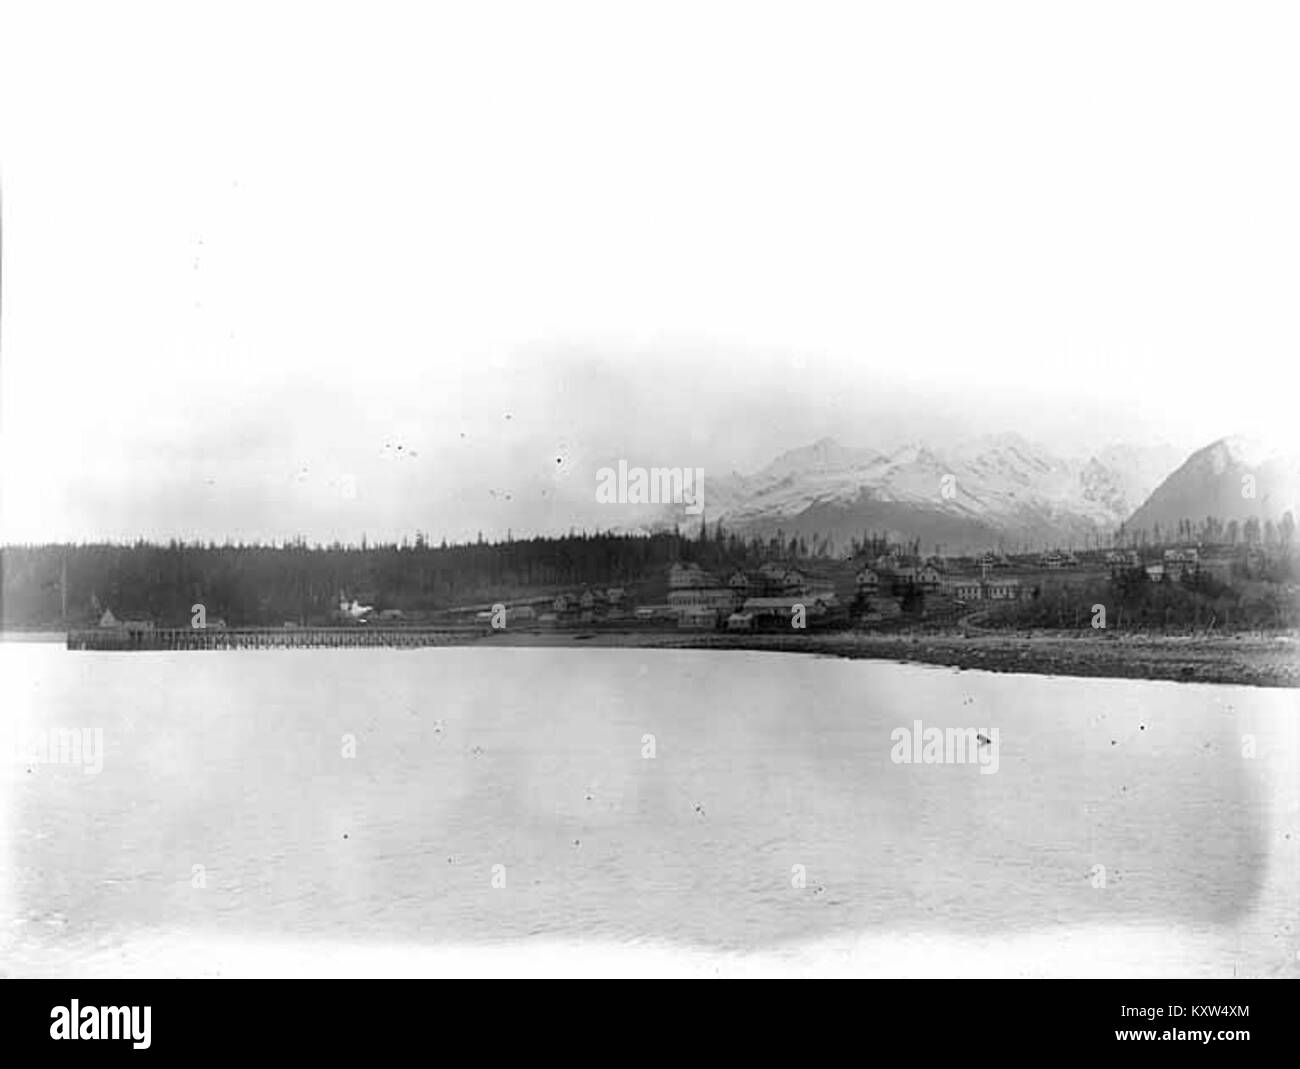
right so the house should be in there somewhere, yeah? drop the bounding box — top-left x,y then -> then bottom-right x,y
552,594 -> 572,613
728,570 -> 751,596
1106,550 -> 1141,576
855,568 -> 879,596
1163,547 -> 1200,579
338,596 -> 373,621
605,587 -> 625,605
917,564 -> 943,591
755,563 -> 806,596
804,579 -> 838,600
741,595 -> 836,627
811,592 -> 841,613
944,577 -> 983,601
726,612 -> 755,632
859,595 -> 903,623
667,586 -> 737,612
98,609 -> 120,628
1040,551 -> 1067,569
668,562 -> 713,590
986,577 -> 1021,600
677,606 -> 719,630
1145,563 -> 1166,582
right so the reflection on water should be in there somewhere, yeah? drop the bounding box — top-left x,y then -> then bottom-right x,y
1,644 -> 1296,976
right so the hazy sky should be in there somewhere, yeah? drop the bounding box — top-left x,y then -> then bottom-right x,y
2,2 -> 1297,544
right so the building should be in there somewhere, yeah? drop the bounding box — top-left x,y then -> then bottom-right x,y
667,586 -> 737,612
985,577 -> 1021,600
1106,550 -> 1141,576
726,612 -> 755,632
100,611 -> 154,632
338,596 -> 373,621
741,595 -> 837,628
917,564 -> 943,591
855,568 -> 879,596
677,606 -> 719,630
944,577 -> 983,602
1163,547 -> 1200,579
859,595 -> 903,623
756,563 -> 805,597
668,562 -> 713,590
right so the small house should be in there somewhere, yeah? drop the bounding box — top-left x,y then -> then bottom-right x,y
677,606 -> 719,630
917,564 -> 943,591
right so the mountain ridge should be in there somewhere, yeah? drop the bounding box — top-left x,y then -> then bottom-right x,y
643,435 -> 1187,553
1124,436 -> 1299,537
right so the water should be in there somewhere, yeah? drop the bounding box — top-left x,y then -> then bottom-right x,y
2,643 -> 1297,977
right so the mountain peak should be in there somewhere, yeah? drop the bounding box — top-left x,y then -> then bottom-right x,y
1125,434 -> 1299,532
1203,434 -> 1287,470
667,430 -> 1194,553
760,438 -> 879,479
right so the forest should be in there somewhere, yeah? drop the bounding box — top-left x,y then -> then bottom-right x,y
0,522 -> 850,629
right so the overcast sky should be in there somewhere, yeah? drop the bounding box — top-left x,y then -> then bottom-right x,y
2,2 -> 1297,544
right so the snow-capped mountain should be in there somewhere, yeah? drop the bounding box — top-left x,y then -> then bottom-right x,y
1125,436 -> 1300,535
673,434 -> 1185,553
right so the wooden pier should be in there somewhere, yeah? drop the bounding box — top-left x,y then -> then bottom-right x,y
66,626 -> 483,651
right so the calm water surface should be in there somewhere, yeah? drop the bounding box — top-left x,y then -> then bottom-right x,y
1,644 -> 1296,976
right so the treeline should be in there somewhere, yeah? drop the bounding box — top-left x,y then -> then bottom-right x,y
1118,511 -> 1295,549
0,522 -> 848,629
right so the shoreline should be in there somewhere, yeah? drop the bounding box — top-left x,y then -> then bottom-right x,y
8,627 -> 1297,689
472,627 -> 1300,689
